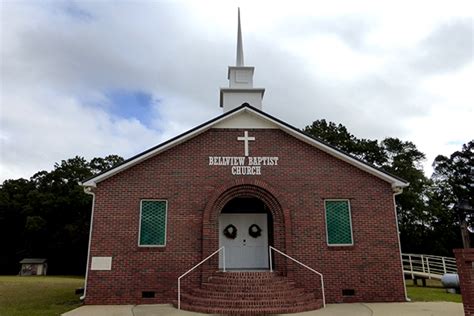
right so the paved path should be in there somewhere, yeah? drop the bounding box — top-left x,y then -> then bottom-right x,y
63,302 -> 463,316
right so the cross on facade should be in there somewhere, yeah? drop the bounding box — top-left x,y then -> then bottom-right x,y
237,131 -> 255,156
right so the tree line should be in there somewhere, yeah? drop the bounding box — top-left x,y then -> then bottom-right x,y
0,155 -> 123,274
0,121 -> 471,275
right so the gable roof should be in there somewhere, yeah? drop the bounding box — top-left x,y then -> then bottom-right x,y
81,104 -> 408,189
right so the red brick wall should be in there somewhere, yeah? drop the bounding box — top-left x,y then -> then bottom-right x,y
84,128 -> 406,304
455,248 -> 474,315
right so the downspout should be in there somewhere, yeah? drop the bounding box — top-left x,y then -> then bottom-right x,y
80,185 -> 96,301
393,186 -> 410,302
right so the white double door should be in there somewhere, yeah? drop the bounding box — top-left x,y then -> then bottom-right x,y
219,213 -> 269,269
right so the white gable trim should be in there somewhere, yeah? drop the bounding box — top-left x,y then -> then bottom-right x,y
213,111 -> 278,129
81,106 -> 408,189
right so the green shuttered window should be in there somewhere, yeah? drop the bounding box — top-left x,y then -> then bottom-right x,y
325,200 -> 353,246
139,200 -> 167,246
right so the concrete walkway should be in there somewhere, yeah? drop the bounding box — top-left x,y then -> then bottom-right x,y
63,302 -> 464,316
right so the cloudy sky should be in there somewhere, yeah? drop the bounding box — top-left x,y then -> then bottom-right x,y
1,0 -> 473,181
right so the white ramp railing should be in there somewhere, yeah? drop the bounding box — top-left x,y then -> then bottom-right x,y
177,247 -> 225,310
269,246 -> 326,308
402,253 -> 457,279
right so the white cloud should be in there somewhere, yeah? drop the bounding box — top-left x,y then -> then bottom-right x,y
409,63 -> 474,174
0,87 -> 162,180
284,34 -> 385,80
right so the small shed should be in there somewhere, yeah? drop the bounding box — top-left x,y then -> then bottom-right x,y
19,258 -> 48,276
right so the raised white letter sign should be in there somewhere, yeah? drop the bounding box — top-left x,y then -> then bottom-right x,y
208,130 -> 279,176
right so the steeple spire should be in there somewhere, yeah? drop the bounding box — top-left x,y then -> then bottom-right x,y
219,8 -> 265,112
236,7 -> 244,66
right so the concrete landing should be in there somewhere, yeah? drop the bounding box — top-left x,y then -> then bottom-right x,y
62,302 -> 464,316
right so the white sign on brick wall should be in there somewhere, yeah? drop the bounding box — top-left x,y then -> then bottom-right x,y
91,257 -> 112,271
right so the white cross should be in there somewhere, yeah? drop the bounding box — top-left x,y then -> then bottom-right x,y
237,131 -> 255,157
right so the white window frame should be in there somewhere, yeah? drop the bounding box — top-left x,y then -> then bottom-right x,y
138,199 -> 168,247
324,199 -> 354,247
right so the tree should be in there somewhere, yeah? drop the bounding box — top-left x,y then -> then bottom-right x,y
89,155 -> 124,175
304,120 -> 386,166
432,141 -> 473,212
379,138 -> 437,254
0,179 -> 36,273
0,155 -> 124,275
431,141 -> 474,248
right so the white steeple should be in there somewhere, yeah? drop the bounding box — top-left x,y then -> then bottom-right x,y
220,8 -> 265,112
236,8 -> 244,67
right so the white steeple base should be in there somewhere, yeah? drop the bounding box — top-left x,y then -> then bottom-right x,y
220,88 -> 265,112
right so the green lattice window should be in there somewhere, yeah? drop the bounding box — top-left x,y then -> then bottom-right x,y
139,200 -> 167,246
325,200 -> 353,246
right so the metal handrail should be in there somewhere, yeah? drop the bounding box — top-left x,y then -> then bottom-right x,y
269,246 -> 326,308
177,246 -> 225,310
401,253 -> 457,279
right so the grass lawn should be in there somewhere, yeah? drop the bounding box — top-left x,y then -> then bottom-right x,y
405,278 -> 462,303
0,275 -> 84,316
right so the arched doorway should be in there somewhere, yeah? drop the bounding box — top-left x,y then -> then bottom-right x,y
218,197 -> 274,270
202,181 -> 290,275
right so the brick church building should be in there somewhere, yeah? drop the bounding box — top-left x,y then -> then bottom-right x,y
80,10 -> 408,314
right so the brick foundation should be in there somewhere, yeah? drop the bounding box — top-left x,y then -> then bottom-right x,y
455,248 -> 474,315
